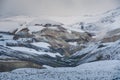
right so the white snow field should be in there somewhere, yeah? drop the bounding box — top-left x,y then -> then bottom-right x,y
0,60 -> 120,80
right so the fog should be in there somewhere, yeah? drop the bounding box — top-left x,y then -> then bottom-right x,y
0,0 -> 120,16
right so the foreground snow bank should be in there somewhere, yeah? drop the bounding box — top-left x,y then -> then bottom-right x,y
0,60 -> 120,80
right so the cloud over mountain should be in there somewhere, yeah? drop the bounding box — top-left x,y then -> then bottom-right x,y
0,0 -> 119,16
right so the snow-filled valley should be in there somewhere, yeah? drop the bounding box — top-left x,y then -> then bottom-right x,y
1,5 -> 120,80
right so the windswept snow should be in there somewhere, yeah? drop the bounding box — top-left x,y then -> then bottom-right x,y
32,42 -> 50,49
0,60 -> 120,80
28,26 -> 45,32
71,40 -> 120,65
0,21 -> 20,32
10,46 -> 61,57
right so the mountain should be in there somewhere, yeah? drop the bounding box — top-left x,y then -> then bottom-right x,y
1,6 -> 120,80
70,7 -> 120,40
0,16 -> 92,71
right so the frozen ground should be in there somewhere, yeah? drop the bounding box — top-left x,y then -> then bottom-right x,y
0,6 -> 120,80
0,60 -> 120,80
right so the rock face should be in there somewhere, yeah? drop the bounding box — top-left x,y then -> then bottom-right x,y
13,28 -> 34,40
11,24 -> 92,56
33,27 -> 91,56
0,60 -> 43,72
101,28 -> 120,43
101,34 -> 120,43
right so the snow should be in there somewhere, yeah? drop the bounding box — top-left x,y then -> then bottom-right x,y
0,55 -> 17,60
28,26 -> 45,32
9,46 -> 62,57
69,42 -> 78,46
0,21 -> 20,32
32,42 -> 50,49
0,33 -> 15,46
14,24 -> 45,34
107,16 -> 120,30
0,8 -> 119,35
71,40 -> 120,65
0,6 -> 119,35
17,38 -> 32,42
63,25 -> 85,33
0,33 -> 13,40
0,41 -> 6,46
0,5 -> 120,80
0,60 -> 120,80
77,60 -> 119,69
48,15 -> 102,25
0,16 -> 65,33
28,19 -> 63,26
43,65 -> 54,69
0,16 -> 35,25
72,42 -> 100,57
91,7 -> 120,39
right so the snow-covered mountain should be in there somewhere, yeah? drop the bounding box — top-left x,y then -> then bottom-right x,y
1,5 -> 120,80
70,7 -> 120,40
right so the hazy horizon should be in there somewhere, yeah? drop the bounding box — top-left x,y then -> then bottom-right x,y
0,0 -> 120,17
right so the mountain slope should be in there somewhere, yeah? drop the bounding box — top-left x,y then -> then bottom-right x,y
0,6 -> 120,73
0,60 -> 120,80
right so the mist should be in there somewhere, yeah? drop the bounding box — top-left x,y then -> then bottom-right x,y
0,0 -> 120,16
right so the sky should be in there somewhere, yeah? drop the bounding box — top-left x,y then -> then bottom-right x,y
0,0 -> 120,16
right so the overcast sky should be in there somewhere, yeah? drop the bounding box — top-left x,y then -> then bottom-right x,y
0,0 -> 120,16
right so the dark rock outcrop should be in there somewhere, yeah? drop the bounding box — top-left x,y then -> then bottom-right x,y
0,60 -> 43,72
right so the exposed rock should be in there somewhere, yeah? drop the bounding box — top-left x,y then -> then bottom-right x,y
0,19 -> 92,70
101,28 -> 120,43
106,28 -> 120,36
28,19 -> 63,27
102,34 -> 120,43
33,27 -> 92,56
6,21 -> 92,56
0,60 -> 43,72
13,28 -> 34,40
0,35 -> 2,38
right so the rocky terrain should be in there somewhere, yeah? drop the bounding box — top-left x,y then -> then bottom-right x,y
0,6 -> 120,80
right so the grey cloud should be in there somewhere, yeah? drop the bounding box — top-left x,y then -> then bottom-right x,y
0,0 -> 119,16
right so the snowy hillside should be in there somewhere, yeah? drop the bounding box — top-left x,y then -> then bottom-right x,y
1,4 -> 120,80
69,7 -> 120,39
0,60 -> 120,80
